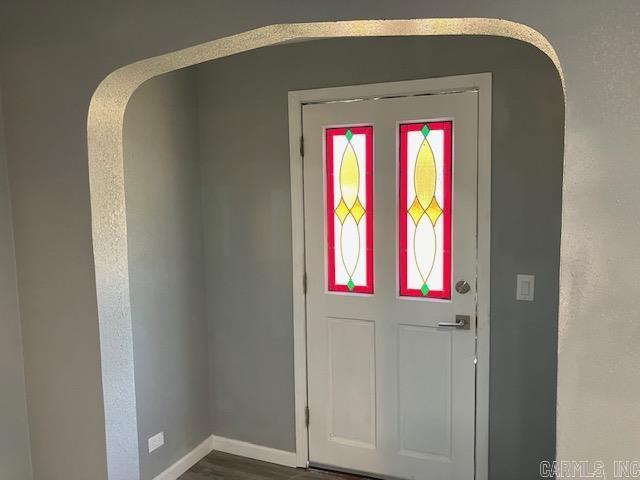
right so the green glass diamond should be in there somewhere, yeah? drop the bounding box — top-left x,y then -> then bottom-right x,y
347,279 -> 355,291
345,129 -> 353,141
421,283 -> 430,296
421,124 -> 430,137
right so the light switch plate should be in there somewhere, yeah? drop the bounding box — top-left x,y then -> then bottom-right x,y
516,274 -> 535,301
148,432 -> 164,453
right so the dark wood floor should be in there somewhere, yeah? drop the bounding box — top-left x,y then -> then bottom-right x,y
180,450 -> 366,480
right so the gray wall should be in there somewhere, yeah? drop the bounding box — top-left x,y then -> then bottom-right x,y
123,69 -> 210,480
196,36 -> 563,478
0,88 -> 33,480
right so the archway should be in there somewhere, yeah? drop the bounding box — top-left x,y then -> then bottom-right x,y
87,19 -> 564,479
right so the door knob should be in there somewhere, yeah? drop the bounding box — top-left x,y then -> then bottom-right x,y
438,315 -> 471,330
455,280 -> 471,294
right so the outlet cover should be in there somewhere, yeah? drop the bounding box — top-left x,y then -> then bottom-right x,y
148,432 -> 164,453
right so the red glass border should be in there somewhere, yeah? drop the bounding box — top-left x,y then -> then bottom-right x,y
326,126 -> 374,294
399,121 -> 452,299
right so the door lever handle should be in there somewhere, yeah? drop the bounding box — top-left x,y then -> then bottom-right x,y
438,315 -> 471,330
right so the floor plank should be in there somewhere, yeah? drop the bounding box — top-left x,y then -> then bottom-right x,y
180,450 -> 366,480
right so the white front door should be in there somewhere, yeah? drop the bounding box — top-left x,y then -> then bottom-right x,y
303,90 -> 478,480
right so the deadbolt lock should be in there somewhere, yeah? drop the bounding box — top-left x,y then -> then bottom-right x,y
456,280 -> 471,294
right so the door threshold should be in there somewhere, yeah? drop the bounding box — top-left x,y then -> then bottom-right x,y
308,463 -> 401,480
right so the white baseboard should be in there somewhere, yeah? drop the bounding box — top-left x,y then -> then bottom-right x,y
152,436 -> 213,480
152,434 -> 298,480
209,435 -> 297,468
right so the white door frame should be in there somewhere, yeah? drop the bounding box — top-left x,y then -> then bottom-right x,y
288,73 -> 492,480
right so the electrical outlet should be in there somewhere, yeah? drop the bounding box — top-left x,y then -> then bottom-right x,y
148,432 -> 164,453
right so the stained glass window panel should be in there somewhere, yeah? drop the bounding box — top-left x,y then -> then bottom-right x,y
326,126 -> 373,293
399,121 -> 452,299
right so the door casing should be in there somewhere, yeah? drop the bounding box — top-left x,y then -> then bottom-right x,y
287,74 -> 492,480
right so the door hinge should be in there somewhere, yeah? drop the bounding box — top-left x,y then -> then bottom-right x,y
305,406 -> 310,427
302,272 -> 307,295
300,135 -> 305,157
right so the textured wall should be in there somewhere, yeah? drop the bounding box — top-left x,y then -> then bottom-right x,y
0,2 -> 638,479
0,88 -> 33,480
123,69 -> 210,480
197,36 -> 563,477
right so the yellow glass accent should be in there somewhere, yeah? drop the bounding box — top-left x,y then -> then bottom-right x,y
351,198 -> 366,224
335,198 -> 350,224
414,138 -> 436,208
408,197 -> 425,225
425,197 -> 443,225
340,142 -> 359,208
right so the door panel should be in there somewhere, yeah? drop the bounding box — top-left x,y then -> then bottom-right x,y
303,91 -> 478,480
328,317 -> 376,448
398,325 -> 451,459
